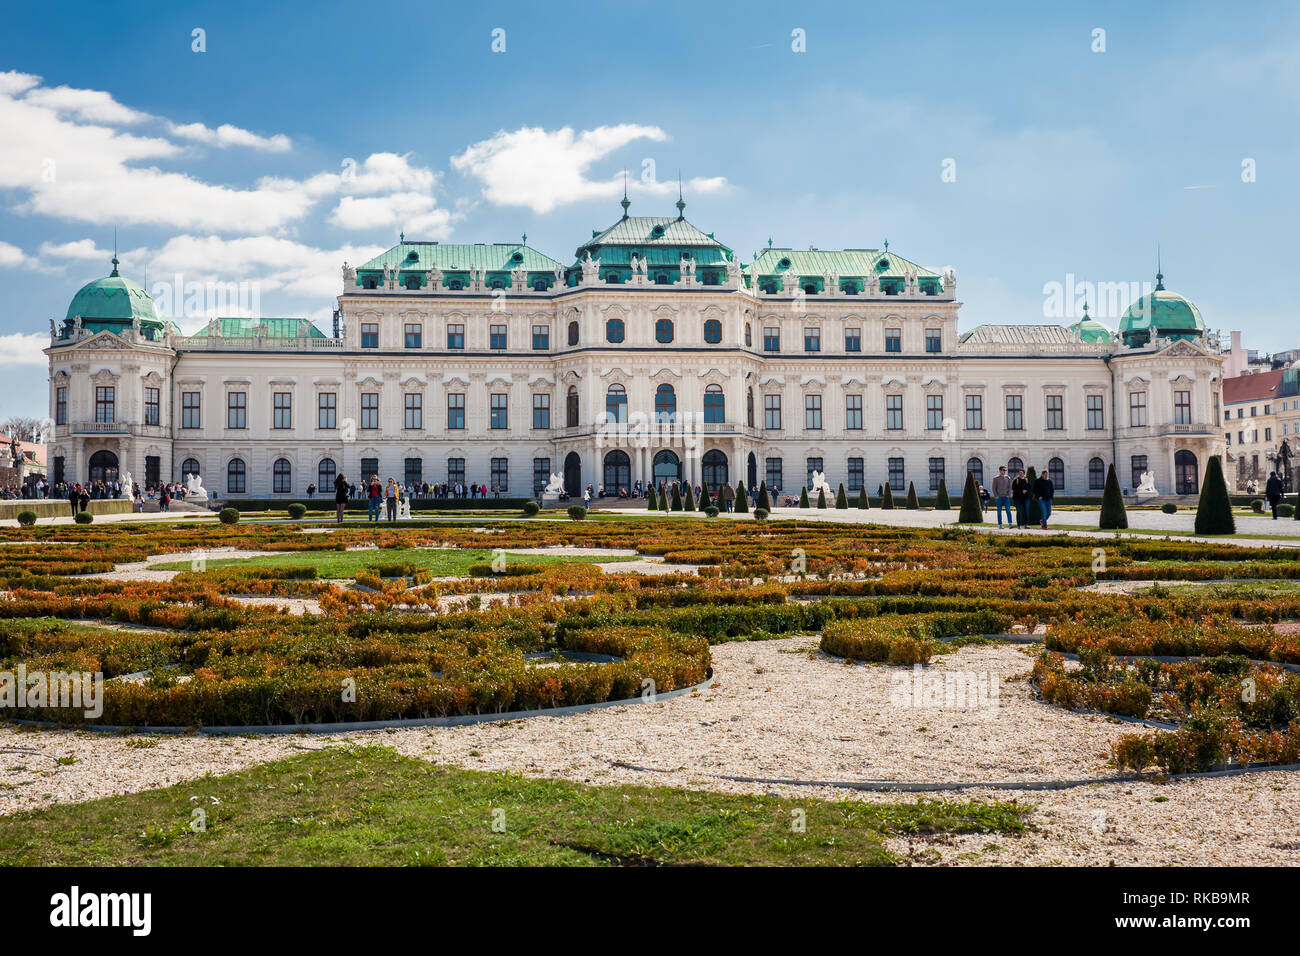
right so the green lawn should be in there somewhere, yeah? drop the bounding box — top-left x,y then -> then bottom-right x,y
1142,580 -> 1300,598
0,746 -> 1029,866
153,547 -> 636,577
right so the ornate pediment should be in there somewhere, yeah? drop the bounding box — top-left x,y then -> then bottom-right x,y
75,331 -> 130,350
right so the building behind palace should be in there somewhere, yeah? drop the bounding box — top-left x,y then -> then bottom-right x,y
44,200 -> 1232,501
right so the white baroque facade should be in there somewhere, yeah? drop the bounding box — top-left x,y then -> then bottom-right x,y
45,209 -> 1226,500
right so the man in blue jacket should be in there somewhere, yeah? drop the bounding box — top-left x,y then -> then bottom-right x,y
1033,468 -> 1055,529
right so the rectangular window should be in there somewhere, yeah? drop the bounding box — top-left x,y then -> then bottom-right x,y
964,394 -> 983,430
360,322 -> 378,349
926,394 -> 944,431
361,457 -> 378,480
404,457 -> 422,487
886,394 -> 903,431
318,392 -> 337,429
273,392 -> 292,429
888,457 -> 905,491
227,391 -> 247,430
928,457 -> 945,492
806,457 -> 823,490
532,325 -> 549,350
844,328 -> 861,352
803,328 -> 820,352
1174,389 -> 1192,425
447,393 -> 465,430
925,329 -> 942,353
404,393 -> 422,430
845,394 -> 863,430
885,329 -> 901,353
533,458 -> 550,495
404,323 -> 422,349
490,457 -> 508,492
490,393 -> 508,430
490,324 -> 507,350
804,394 -> 822,430
360,392 -> 379,429
763,327 -> 780,352
765,457 -> 783,492
1045,394 -> 1064,430
447,457 -> 465,486
447,324 -> 465,349
55,387 -> 67,425
1130,455 -> 1148,491
532,393 -> 550,430
1265,427 -> 1273,441
53,456 -> 64,485
1129,392 -> 1148,427
847,457 -> 863,492
1086,394 -> 1105,430
764,394 -> 782,430
1005,394 -> 1023,431
144,387 -> 160,426
181,391 -> 200,429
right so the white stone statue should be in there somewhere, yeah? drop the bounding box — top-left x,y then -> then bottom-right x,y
543,473 -> 566,496
1135,471 -> 1158,498
119,471 -> 134,498
397,497 -> 411,520
184,472 -> 208,499
810,470 -> 832,499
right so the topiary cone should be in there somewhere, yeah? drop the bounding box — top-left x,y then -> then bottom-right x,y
1026,467 -> 1041,525
958,470 -> 983,523
671,485 -> 683,511
856,486 -> 870,509
836,483 -> 849,509
735,480 -> 748,513
799,487 -> 810,508
817,487 -> 827,509
756,481 -> 772,512
881,484 -> 895,510
647,485 -> 658,510
1099,462 -> 1128,530
684,484 -> 697,511
934,478 -> 951,511
906,481 -> 920,510
1194,455 -> 1236,535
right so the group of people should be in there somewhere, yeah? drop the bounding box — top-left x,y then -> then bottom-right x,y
987,465 -> 1057,530
308,480 -> 502,500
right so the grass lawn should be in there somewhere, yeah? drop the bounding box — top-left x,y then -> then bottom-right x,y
1145,580 -> 1300,598
152,547 -> 636,577
0,746 -> 1029,866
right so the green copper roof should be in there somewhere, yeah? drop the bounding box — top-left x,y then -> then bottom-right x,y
745,247 -> 939,279
578,216 -> 727,254
189,317 -> 326,338
357,242 -> 563,275
1119,274 -> 1204,346
1068,314 -> 1116,344
65,258 -> 161,327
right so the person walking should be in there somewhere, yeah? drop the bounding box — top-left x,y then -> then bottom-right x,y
385,477 -> 399,521
991,466 -> 1013,528
67,482 -> 79,518
367,476 -> 382,522
722,483 -> 735,512
333,471 -> 350,524
1033,467 -> 1055,529
1265,471 -> 1284,519
1011,468 -> 1031,529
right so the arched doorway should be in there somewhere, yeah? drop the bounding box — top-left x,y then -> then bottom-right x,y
702,449 -> 729,493
88,450 -> 118,483
747,452 -> 757,489
1175,450 -> 1199,495
653,449 -> 681,486
603,450 -> 631,494
563,452 -> 581,498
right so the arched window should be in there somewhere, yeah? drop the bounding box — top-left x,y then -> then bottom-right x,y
1048,457 -> 1065,490
606,318 -> 625,343
1007,457 -> 1023,476
1089,457 -> 1106,490
602,450 -> 631,493
1175,450 -> 1199,495
746,388 -> 755,427
88,450 -> 119,483
702,450 -> 729,492
655,384 -> 676,423
273,458 -> 292,494
704,385 -> 725,424
966,458 -> 983,487
655,318 -> 674,344
180,458 -> 200,481
703,319 -> 722,344
567,321 -> 579,346
605,384 -> 627,424
653,449 -> 681,484
566,387 -> 579,428
318,457 -> 336,491
803,283 -> 818,295
226,458 -> 246,494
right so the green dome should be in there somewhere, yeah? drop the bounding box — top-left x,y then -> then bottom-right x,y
1068,307 -> 1115,345
1118,273 -> 1204,347
65,258 -> 161,328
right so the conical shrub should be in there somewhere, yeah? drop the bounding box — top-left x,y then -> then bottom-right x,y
881,484 -> 895,509
816,487 -> 827,509
670,485 -> 683,511
684,484 -> 697,511
647,485 -> 658,510
934,478 -> 951,511
856,486 -> 870,509
836,483 -> 849,509
958,470 -> 983,523
1026,467 -> 1041,525
799,487 -> 810,508
756,481 -> 772,512
1099,463 -> 1128,530
1194,455 -> 1235,535
906,481 -> 920,510
735,481 -> 748,514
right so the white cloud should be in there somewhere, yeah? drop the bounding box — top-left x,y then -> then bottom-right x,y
23,84 -> 149,124
0,333 -> 48,366
0,242 -> 26,267
452,124 -> 729,214
168,122 -> 292,152
38,239 -> 114,261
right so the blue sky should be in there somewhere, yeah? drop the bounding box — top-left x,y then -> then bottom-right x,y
1,0 -> 1297,419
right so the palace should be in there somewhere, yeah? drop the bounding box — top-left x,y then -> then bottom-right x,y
44,199 -> 1226,501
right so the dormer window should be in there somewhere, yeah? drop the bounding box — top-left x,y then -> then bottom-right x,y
404,276 -> 421,290
654,273 -> 669,284
490,278 -> 505,290
406,251 -> 419,262
532,277 -> 549,291
802,283 -> 818,295
762,282 -> 777,294
651,224 -> 665,238
511,251 -> 524,263
447,279 -> 464,291
701,271 -> 719,286
777,257 -> 791,270
362,276 -> 378,290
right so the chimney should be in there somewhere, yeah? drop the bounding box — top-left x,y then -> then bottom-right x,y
1226,330 -> 1243,378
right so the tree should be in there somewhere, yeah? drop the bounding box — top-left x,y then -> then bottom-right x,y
1099,463 -> 1128,530
799,486 -> 811,508
735,480 -> 749,514
670,485 -> 683,511
1194,455 -> 1236,535
661,484 -> 670,512
881,484 -> 895,510
906,481 -> 920,510
934,478 -> 951,511
856,487 -> 870,509
646,485 -> 658,510
816,487 -> 827,508
1,416 -> 42,441
836,483 -> 849,509
756,480 -> 772,512
958,470 -> 983,523
684,484 -> 697,511
1025,466 -> 1041,525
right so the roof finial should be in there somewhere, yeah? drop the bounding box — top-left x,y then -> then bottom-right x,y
521,232 -> 527,246
110,228 -> 120,277
767,237 -> 773,249
400,230 -> 405,244
675,171 -> 685,219
1155,244 -> 1164,291
883,239 -> 889,253
620,170 -> 630,219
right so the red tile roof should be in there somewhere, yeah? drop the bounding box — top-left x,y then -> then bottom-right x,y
1223,369 -> 1284,405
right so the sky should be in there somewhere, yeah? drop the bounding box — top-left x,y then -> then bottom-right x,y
0,0 -> 1297,419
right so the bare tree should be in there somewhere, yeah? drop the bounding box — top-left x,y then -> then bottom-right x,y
1,417 -> 42,440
